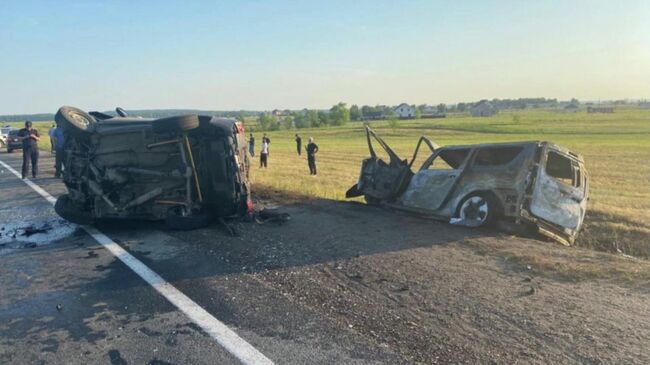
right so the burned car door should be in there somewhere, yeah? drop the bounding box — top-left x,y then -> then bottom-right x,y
399,148 -> 471,211
530,147 -> 588,240
346,127 -> 413,202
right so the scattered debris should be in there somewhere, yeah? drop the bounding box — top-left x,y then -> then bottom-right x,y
56,304 -> 63,311
21,224 -> 51,237
255,208 -> 291,225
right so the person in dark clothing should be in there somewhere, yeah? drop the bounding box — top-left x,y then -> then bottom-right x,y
295,134 -> 302,155
48,124 -> 56,152
306,137 -> 318,175
17,121 -> 40,179
248,133 -> 255,156
54,123 -> 66,178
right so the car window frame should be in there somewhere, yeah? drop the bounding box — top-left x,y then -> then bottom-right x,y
470,145 -> 526,169
544,149 -> 583,191
419,147 -> 472,172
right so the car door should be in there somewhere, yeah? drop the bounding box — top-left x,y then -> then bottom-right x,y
399,148 -> 471,211
530,147 -> 587,233
346,127 -> 413,201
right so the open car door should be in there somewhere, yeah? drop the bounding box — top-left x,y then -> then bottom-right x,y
529,146 -> 588,244
346,127 -> 437,203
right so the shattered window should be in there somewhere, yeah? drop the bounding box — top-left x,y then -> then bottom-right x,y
474,146 -> 523,166
546,151 -> 580,187
427,149 -> 469,170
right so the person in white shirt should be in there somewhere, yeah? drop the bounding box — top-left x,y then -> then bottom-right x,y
260,140 -> 269,168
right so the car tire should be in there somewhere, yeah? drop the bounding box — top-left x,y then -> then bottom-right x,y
455,193 -> 499,228
55,106 -> 97,134
164,207 -> 210,230
54,194 -> 94,225
152,115 -> 200,133
7,148 -> 12,153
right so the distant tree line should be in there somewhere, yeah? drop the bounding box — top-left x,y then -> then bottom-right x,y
256,102 -> 351,131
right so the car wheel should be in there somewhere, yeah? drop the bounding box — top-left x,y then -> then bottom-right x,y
164,207 -> 210,230
54,194 -> 94,225
55,106 -> 97,134
7,148 -> 12,153
456,193 -> 498,228
152,115 -> 200,133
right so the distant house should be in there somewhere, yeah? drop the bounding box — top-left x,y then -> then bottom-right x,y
562,101 -> 580,112
394,103 -> 416,119
470,101 -> 498,117
587,106 -> 614,113
419,105 -> 446,118
271,109 -> 290,117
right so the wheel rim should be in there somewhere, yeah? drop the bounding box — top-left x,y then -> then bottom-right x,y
70,111 -> 92,127
459,196 -> 489,224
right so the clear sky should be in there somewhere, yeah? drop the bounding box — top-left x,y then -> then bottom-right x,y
1,0 -> 649,114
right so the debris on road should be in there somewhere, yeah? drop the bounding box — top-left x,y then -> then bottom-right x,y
255,208 -> 291,225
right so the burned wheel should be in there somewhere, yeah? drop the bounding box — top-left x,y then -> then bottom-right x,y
152,115 -> 200,133
55,106 -> 96,135
456,193 -> 498,228
54,194 -> 93,225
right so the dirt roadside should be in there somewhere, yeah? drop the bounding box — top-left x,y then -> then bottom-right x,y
165,197 -> 650,364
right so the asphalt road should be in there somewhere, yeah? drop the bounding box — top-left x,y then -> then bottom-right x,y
2,152 -> 649,365
0,152 -> 403,365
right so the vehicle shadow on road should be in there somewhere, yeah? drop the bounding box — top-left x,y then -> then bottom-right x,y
90,197 -> 501,285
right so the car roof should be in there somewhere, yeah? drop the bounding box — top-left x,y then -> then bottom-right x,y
438,140 -> 584,162
438,140 -> 541,150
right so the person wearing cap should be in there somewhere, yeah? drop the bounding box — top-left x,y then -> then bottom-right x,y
306,136 -> 319,175
17,121 -> 40,179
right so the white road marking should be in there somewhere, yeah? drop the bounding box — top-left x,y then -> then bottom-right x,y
0,158 -> 274,365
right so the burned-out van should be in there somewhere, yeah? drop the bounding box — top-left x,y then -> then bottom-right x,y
346,127 -> 589,245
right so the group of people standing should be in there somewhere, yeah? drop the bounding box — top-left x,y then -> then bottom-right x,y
248,132 -> 318,175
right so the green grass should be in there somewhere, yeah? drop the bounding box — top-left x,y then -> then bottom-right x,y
250,108 -> 650,258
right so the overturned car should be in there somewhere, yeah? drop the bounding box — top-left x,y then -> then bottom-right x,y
54,106 -> 251,229
346,127 -> 589,245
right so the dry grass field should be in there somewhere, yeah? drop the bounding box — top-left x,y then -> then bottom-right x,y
248,108 -> 650,258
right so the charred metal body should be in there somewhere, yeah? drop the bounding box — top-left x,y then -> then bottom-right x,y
54,106 -> 251,229
347,127 -> 589,245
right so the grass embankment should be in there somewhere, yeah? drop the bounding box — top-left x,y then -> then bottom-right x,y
250,108 -> 650,259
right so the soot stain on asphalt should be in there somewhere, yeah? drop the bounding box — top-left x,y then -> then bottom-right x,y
0,218 -> 79,254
